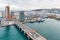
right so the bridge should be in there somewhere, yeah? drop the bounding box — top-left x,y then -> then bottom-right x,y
13,19 -> 47,40
0,18 -> 46,40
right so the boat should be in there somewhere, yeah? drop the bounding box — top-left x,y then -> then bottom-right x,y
30,19 -> 34,23
37,18 -> 45,22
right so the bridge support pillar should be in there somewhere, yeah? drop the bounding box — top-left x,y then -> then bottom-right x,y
21,29 -> 23,32
27,36 -> 30,40
24,32 -> 26,35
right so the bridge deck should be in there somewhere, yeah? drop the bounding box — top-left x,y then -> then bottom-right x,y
13,19 -> 47,40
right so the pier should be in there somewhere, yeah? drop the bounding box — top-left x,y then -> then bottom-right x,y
0,18 -> 14,27
13,19 -> 47,40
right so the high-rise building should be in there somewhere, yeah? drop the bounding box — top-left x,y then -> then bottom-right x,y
11,11 -> 14,16
19,11 -> 25,22
5,5 -> 11,20
2,12 -> 4,18
11,11 -> 14,18
5,5 -> 10,18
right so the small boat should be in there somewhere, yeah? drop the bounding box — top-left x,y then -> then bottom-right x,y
40,19 -> 45,22
30,19 -> 34,23
37,18 -> 45,22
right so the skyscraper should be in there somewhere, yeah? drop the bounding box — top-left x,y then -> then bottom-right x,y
5,5 -> 11,20
19,11 -> 25,22
5,5 -> 10,18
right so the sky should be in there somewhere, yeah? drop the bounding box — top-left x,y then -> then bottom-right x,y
0,0 -> 60,10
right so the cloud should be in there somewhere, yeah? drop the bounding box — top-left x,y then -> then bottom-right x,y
0,0 -> 60,10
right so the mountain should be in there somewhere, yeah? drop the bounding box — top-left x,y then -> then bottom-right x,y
32,8 -> 60,14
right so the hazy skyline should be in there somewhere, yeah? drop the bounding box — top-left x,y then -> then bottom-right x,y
0,0 -> 60,10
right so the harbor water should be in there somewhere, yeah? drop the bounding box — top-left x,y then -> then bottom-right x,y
0,18 -> 60,40
25,18 -> 60,40
0,25 -> 28,40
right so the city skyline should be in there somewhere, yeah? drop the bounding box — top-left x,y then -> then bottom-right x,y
0,0 -> 60,10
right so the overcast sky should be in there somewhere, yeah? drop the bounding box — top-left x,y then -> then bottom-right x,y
0,0 -> 60,10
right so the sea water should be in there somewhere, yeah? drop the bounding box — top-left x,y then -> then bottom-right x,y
0,25 -> 28,40
25,19 -> 60,40
0,18 -> 60,40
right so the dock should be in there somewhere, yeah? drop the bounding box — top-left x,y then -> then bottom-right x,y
1,18 -> 14,27
13,19 -> 47,40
